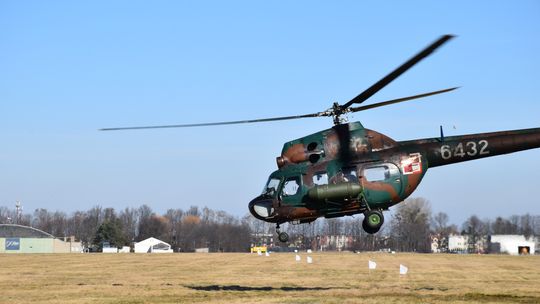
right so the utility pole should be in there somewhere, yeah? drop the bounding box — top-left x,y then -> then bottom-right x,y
15,201 -> 22,224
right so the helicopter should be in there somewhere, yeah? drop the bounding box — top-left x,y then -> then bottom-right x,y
101,35 -> 540,243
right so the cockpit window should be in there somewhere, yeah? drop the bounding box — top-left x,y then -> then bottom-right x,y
282,176 -> 300,197
262,178 -> 281,196
313,171 -> 328,185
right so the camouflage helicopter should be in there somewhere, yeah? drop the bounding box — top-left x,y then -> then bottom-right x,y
102,35 -> 540,243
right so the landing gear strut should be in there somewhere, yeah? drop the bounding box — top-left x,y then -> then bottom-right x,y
362,210 -> 384,234
276,224 -> 289,243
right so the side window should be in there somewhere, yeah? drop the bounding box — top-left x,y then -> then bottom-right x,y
335,167 -> 359,184
282,177 -> 301,196
341,167 -> 358,183
313,172 -> 328,186
364,166 -> 388,182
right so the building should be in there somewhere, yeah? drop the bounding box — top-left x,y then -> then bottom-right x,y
448,235 -> 468,253
317,235 -> 353,251
101,246 -> 130,253
251,233 -> 274,248
489,235 -> 535,255
0,224 -> 82,253
446,234 -> 487,254
134,237 -> 173,253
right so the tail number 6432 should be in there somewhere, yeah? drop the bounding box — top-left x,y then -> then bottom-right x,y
441,140 -> 489,160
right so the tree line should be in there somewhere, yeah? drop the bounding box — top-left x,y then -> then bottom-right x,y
1,199 -> 539,253
0,205 -> 251,252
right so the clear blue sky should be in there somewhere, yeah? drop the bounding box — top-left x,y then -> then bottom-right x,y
1,1 -> 539,224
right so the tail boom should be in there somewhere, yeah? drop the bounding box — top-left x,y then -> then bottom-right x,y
399,127 -> 540,168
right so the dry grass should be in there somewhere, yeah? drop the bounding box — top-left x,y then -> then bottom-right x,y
0,252 -> 539,303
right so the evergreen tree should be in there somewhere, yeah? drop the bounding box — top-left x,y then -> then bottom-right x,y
93,219 -> 125,250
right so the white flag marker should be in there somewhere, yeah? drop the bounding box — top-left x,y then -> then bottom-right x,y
307,256 -> 313,264
400,264 -> 408,275
295,254 -> 301,262
368,260 -> 377,270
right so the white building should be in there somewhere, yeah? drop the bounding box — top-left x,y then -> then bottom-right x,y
489,235 -> 535,255
101,246 -> 131,253
448,235 -> 468,253
118,246 -> 130,253
134,237 -> 173,253
102,247 -> 118,253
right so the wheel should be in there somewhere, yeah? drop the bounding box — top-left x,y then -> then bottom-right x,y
278,232 -> 289,243
362,210 -> 384,234
365,210 -> 384,228
362,219 -> 380,234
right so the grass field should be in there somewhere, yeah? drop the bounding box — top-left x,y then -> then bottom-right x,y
0,252 -> 539,303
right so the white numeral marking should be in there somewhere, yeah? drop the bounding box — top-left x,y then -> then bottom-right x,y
466,142 -> 477,156
454,143 -> 465,157
479,140 -> 490,155
441,145 -> 452,160
440,140 -> 490,160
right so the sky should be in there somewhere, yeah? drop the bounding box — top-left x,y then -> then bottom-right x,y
1,1 -> 539,225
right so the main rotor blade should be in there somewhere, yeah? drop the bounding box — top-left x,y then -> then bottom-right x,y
349,87 -> 458,113
341,35 -> 455,110
99,112 -> 325,131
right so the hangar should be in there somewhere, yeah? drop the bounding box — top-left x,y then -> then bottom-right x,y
0,224 -> 82,253
489,235 -> 535,255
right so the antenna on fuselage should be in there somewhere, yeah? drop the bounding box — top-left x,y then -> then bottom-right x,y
440,125 -> 445,142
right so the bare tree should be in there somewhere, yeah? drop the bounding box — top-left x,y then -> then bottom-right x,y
324,219 -> 343,236
66,211 -> 86,240
119,207 -> 139,244
491,217 -> 517,235
390,197 -> 432,252
163,208 -> 183,250
136,204 -> 153,241
32,208 -> 53,234
462,215 -> 488,253
178,214 -> 201,251
519,214 -> 534,237
0,206 -> 15,224
50,211 -> 67,237
187,206 -> 200,217
137,213 -> 170,241
431,212 -> 456,252
79,205 -> 103,246
533,215 -> 540,236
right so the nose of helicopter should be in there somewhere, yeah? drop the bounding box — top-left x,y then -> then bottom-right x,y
248,196 -> 276,221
